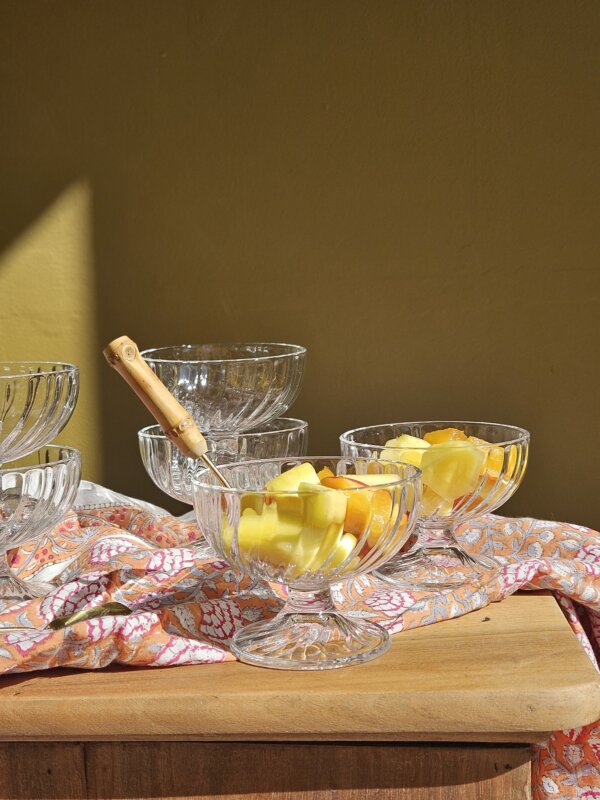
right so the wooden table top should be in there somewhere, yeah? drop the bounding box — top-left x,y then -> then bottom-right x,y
0,593 -> 598,744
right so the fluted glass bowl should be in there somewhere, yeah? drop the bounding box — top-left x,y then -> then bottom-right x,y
139,418 -> 309,504
141,343 -> 306,432
0,445 -> 81,602
340,421 -> 529,589
192,457 -> 421,669
0,363 -> 79,464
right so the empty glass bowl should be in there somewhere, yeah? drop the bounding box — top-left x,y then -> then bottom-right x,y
340,421 -> 529,589
192,457 -> 421,669
139,418 -> 309,504
0,363 -> 79,464
0,445 -> 81,601
142,343 -> 306,432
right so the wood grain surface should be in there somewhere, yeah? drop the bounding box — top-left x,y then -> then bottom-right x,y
0,594 -> 597,744
0,742 -> 532,800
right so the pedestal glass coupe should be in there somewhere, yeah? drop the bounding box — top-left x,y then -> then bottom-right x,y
139,418 -> 309,506
0,445 -> 81,601
340,422 -> 529,589
0,363 -> 79,463
141,343 -> 306,433
193,457 -> 421,669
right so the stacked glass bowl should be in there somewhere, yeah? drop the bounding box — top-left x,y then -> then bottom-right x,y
0,363 -> 81,601
138,343 -> 308,508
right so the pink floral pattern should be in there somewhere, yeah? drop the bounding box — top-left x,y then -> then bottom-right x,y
0,503 -> 599,797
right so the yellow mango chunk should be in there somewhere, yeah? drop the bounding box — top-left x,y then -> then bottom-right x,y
423,427 -> 468,445
380,434 -> 429,468
420,441 -> 485,501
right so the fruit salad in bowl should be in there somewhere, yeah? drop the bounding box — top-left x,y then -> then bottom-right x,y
192,457 -> 421,669
340,422 -> 529,589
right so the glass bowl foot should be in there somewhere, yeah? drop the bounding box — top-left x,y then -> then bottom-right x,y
231,610 -> 390,670
375,543 -> 498,591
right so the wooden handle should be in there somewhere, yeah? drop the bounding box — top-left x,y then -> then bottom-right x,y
103,336 -> 208,460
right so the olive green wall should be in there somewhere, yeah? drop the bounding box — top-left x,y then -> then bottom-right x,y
1,1 -> 598,525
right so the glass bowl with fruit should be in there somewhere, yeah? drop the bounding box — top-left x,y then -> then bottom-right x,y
192,457 -> 421,669
139,418 -> 309,505
339,422 -> 529,589
0,362 -> 79,464
141,343 -> 306,433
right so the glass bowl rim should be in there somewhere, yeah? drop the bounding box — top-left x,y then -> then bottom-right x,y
0,444 -> 81,475
340,420 -> 530,449
192,456 -> 421,495
138,417 -> 309,441
0,362 -> 79,380
140,342 -> 307,364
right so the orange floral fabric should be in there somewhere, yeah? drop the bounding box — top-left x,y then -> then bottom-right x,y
0,484 -> 599,799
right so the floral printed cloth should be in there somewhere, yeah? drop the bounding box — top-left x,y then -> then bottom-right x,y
0,481 -> 599,799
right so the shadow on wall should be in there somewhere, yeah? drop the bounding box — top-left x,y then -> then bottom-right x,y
0,1 -> 599,525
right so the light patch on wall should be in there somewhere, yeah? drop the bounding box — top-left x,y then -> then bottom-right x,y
0,181 -> 101,482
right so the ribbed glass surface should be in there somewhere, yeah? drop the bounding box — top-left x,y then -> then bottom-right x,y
139,418 -> 309,504
192,457 -> 421,669
0,363 -> 79,464
142,343 -> 305,432
192,457 -> 421,589
0,445 -> 81,556
340,421 -> 529,527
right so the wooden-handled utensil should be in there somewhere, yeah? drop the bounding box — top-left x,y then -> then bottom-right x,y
103,335 -> 231,488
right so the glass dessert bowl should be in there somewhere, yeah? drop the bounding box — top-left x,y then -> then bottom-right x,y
139,418 -> 309,505
0,445 -> 81,602
192,456 -> 421,669
340,421 -> 529,590
0,362 -> 79,464
141,343 -> 306,433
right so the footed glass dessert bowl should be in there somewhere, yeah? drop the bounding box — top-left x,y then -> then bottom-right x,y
192,456 -> 421,669
0,363 -> 79,464
139,418 -> 309,505
0,445 -> 81,602
142,343 -> 306,433
340,422 -> 529,590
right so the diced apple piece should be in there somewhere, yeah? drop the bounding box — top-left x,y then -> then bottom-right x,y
266,463 -> 319,518
423,427 -> 468,445
265,462 -> 320,493
289,521 -> 344,576
240,492 -> 265,515
228,504 -> 303,567
326,532 -> 358,571
298,482 -> 347,528
421,441 -> 485,501
380,434 -> 429,468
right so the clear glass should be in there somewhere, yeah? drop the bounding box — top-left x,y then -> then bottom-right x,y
193,456 -> 421,669
0,363 -> 79,464
340,421 -> 529,589
139,418 -> 309,504
0,445 -> 81,602
142,343 -> 306,432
